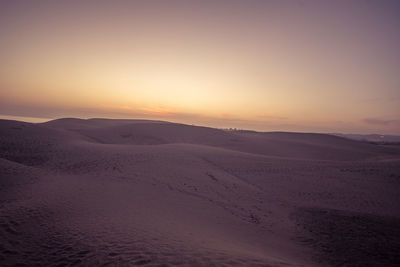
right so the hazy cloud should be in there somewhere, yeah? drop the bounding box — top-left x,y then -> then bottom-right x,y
363,118 -> 400,126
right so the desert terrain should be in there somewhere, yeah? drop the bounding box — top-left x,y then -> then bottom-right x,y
1,118 -> 399,266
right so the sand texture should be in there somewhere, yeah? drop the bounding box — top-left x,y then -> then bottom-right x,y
1,118 -> 400,266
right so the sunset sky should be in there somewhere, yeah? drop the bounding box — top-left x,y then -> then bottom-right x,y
0,0 -> 399,134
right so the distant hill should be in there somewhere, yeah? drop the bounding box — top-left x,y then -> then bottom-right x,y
333,133 -> 400,144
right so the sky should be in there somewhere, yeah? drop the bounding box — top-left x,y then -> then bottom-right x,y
0,0 -> 399,134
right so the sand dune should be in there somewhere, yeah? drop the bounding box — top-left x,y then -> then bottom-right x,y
44,118 -> 397,160
1,118 -> 399,266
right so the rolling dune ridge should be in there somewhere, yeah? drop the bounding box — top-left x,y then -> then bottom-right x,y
1,118 -> 399,266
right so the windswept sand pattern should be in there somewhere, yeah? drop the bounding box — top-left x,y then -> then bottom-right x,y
1,118 -> 400,266
0,204 -> 288,266
293,208 -> 400,267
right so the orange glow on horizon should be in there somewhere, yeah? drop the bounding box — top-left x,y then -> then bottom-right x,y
0,1 -> 399,134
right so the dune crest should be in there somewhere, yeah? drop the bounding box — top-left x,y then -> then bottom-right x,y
1,118 -> 399,266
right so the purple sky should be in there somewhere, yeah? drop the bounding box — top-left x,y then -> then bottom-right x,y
0,0 -> 399,134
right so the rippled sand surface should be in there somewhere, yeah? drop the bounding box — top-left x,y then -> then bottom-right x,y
1,118 -> 400,266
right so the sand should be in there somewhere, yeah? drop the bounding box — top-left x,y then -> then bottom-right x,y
1,118 -> 399,266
